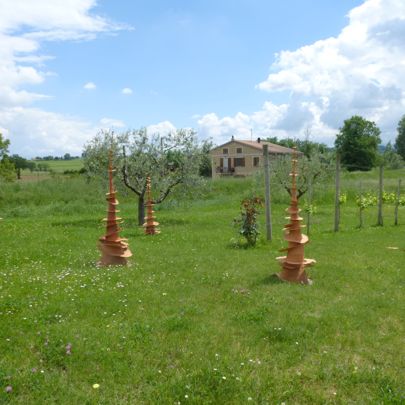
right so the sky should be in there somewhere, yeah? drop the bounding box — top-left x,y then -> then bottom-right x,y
1,0 -> 404,157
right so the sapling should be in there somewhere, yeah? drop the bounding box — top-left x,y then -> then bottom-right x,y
234,197 -> 263,247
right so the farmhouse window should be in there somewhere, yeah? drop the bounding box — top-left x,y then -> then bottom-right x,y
253,157 -> 260,167
236,147 -> 243,154
223,148 -> 228,154
234,158 -> 245,167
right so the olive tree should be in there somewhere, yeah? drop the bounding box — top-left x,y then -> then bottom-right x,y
0,133 -> 15,182
272,151 -> 334,199
83,128 -> 206,225
395,114 -> 405,160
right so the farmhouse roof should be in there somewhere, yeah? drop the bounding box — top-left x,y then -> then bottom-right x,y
210,138 -> 301,155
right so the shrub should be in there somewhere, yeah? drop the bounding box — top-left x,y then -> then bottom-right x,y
234,197 -> 263,247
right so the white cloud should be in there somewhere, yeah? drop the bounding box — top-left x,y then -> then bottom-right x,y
1,109 -> 129,157
1,107 -> 96,156
0,0 -> 126,156
199,0 -> 405,145
99,117 -> 126,129
121,87 -> 133,95
83,81 -> 96,90
83,82 -> 97,90
147,121 -> 177,136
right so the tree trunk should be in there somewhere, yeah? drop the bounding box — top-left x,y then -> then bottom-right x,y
263,144 -> 272,241
395,179 -> 401,226
138,195 -> 145,226
334,154 -> 340,232
377,164 -> 383,226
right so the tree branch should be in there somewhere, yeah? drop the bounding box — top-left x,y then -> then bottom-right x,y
153,177 -> 183,204
122,146 -> 141,196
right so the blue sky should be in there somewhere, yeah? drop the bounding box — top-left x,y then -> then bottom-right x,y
1,0 -> 404,157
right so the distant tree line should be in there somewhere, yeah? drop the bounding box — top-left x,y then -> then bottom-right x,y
266,114 -> 405,171
2,113 -> 405,183
34,153 -> 81,161
0,134 -> 86,181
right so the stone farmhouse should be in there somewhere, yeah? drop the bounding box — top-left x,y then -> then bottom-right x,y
210,137 -> 299,178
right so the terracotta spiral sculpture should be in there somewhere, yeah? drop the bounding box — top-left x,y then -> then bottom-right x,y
98,151 -> 132,265
143,176 -> 160,235
276,148 -> 315,284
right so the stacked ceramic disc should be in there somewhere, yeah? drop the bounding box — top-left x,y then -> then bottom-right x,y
98,151 -> 132,265
276,148 -> 315,284
143,176 -> 160,235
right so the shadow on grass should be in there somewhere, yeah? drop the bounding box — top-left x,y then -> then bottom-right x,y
261,273 -> 285,285
159,217 -> 190,226
247,274 -> 285,289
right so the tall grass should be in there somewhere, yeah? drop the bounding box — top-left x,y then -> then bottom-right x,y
0,168 -> 404,403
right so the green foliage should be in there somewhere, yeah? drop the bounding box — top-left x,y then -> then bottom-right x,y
382,142 -> 404,169
0,157 -> 16,182
234,197 -> 263,247
9,154 -> 30,179
394,114 -> 405,160
265,136 -> 329,158
272,151 -> 334,199
36,162 -> 50,172
355,192 -> 377,210
338,192 -> 347,205
84,128 -> 207,224
0,133 -> 15,182
335,115 -> 381,171
198,139 -> 213,177
303,203 -> 317,215
382,191 -> 396,204
0,133 -> 10,159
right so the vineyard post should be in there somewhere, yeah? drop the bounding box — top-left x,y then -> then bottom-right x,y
334,154 -> 341,232
359,181 -> 364,228
263,144 -> 272,241
377,164 -> 383,226
395,179 -> 401,225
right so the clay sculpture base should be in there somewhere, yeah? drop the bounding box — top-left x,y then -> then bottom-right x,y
143,176 -> 160,235
98,150 -> 132,266
98,239 -> 132,265
275,257 -> 315,284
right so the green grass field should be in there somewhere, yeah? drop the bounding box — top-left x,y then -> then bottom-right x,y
33,159 -> 84,173
0,171 -> 404,404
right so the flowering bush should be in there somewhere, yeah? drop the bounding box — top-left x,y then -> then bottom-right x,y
234,197 -> 263,247
338,192 -> 347,205
303,203 -> 317,215
382,191 -> 396,204
355,193 -> 377,210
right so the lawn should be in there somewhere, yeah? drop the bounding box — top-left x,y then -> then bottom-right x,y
33,159 -> 84,173
0,172 -> 404,404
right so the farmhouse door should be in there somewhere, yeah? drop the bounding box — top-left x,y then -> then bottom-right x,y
223,157 -> 228,171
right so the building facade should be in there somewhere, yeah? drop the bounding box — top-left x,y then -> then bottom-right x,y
210,137 -> 299,178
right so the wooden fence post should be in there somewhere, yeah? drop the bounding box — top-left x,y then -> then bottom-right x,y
263,144 -> 272,241
395,179 -> 401,226
377,164 -> 383,226
334,154 -> 340,232
359,181 -> 364,228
